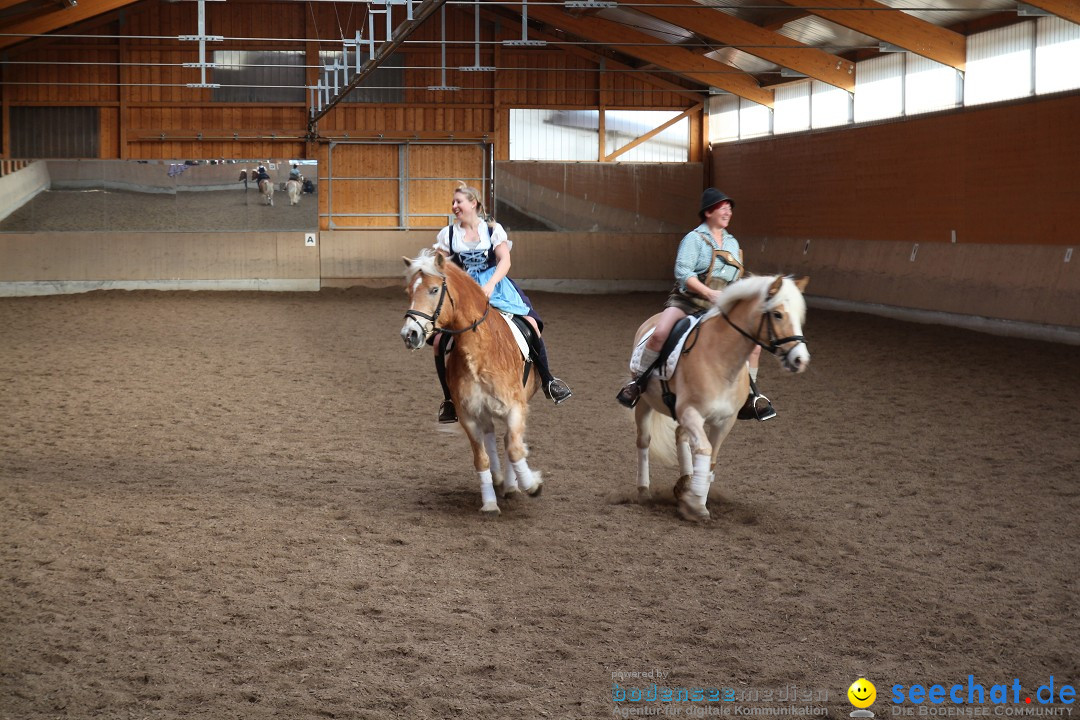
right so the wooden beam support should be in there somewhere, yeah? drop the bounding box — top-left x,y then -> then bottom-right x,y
634,0 -> 855,91
603,101 -> 700,161
1021,0 -> 1080,26
521,3 -> 773,107
0,0 -> 143,50
776,0 -> 966,71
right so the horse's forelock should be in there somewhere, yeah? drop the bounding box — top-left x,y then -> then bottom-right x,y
405,248 -> 445,281
764,276 -> 807,324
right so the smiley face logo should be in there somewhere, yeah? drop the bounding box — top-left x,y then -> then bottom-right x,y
848,678 -> 876,709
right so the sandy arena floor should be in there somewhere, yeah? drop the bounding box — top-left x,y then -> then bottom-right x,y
1,287 -> 1077,719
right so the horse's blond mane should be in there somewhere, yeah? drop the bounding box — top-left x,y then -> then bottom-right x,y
707,275 -> 806,324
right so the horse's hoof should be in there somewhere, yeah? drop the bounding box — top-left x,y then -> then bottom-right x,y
673,475 -> 691,501
525,482 -> 543,497
637,486 -> 652,501
678,499 -> 710,523
501,487 -> 522,500
480,501 -> 501,516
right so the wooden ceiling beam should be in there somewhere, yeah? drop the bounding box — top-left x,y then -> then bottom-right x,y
1020,0 -> 1080,26
758,8 -> 810,32
633,0 -> 855,91
0,0 -> 42,12
0,0 -> 143,50
479,7 -> 703,101
518,3 -> 774,106
776,0 -> 966,71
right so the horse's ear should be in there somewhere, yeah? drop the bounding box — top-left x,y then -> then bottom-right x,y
767,276 -> 784,298
793,275 -> 810,293
434,253 -> 446,269
402,256 -> 413,268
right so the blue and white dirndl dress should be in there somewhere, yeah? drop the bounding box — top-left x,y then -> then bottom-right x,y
434,221 -> 541,326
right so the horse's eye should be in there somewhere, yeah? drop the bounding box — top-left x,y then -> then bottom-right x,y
772,311 -> 783,320
429,286 -> 439,295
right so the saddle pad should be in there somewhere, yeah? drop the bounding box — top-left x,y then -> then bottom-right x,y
499,312 -> 530,361
630,315 -> 703,380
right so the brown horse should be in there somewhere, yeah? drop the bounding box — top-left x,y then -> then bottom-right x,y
630,275 -> 810,522
400,250 -> 544,516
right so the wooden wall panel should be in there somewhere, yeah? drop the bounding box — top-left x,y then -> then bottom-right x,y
496,48 -> 597,108
4,47 -> 120,104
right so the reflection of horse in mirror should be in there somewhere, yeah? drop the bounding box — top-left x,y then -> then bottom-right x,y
238,169 -> 248,190
400,250 -> 544,516
285,179 -> 302,206
258,178 -> 274,206
631,275 -> 810,522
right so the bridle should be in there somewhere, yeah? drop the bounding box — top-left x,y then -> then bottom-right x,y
721,302 -> 806,363
404,274 -> 489,341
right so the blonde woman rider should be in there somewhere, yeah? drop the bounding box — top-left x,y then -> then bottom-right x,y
431,182 -> 572,423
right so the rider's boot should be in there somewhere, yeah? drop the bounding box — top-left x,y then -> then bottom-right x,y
532,336 -> 572,404
737,373 -> 776,421
616,346 -> 659,409
434,333 -> 458,423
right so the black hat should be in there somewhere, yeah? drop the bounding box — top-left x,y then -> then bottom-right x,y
699,188 -> 735,219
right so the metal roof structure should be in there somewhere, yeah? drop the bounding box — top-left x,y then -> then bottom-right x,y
0,0 -> 1076,112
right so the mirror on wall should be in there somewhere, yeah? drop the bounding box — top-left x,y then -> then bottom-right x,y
0,159 -> 318,232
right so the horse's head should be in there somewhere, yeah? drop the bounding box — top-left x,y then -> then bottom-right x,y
760,275 -> 810,373
401,250 -> 452,350
717,275 -> 810,373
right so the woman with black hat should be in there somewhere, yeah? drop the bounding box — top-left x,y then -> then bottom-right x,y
615,188 -> 775,421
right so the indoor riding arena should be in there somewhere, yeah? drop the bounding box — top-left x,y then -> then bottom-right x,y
1,2 -> 1078,719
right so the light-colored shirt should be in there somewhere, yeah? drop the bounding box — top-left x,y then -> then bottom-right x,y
674,223 -> 742,293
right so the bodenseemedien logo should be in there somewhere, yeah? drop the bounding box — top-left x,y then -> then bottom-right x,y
849,678 -> 877,718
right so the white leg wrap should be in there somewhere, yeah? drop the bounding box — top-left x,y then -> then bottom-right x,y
513,458 -> 537,492
479,469 -> 497,505
690,454 -> 711,501
637,447 -> 650,488
677,440 -> 694,477
503,453 -> 519,492
483,433 -> 500,481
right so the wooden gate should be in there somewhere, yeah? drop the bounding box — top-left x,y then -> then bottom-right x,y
322,141 -> 490,229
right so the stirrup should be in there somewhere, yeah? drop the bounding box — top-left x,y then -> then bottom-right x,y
738,393 -> 775,422
616,381 -> 642,409
438,400 -> 458,424
546,378 -> 573,405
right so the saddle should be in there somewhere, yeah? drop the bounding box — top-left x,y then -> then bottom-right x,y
508,315 -> 541,387
630,314 -> 703,380
631,313 -> 706,419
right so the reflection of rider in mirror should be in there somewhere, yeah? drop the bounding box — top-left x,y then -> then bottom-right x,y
254,165 -> 271,183
289,164 -> 301,181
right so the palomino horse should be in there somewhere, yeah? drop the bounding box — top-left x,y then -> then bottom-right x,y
258,178 -> 274,206
400,249 -> 544,516
285,179 -> 302,206
631,275 -> 810,522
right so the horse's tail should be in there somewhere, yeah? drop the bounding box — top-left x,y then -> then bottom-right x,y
646,410 -> 679,467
